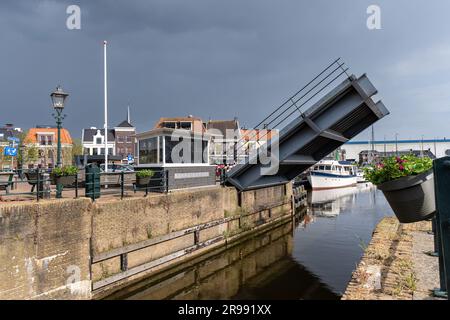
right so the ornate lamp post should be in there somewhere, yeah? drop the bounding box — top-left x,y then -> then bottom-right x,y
50,86 -> 69,198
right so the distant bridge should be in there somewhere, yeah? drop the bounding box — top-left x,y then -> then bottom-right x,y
226,58 -> 390,191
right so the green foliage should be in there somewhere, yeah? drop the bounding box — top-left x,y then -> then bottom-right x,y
72,138 -> 83,158
136,169 -> 154,178
26,146 -> 39,162
364,155 -> 433,185
52,165 -> 79,177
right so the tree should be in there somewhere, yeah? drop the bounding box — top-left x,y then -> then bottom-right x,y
26,146 -> 39,163
16,131 -> 27,168
72,138 -> 83,158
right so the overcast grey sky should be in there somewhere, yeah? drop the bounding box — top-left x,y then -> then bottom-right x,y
1,0 -> 449,141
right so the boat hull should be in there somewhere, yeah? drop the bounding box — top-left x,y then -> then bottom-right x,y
307,172 -> 357,190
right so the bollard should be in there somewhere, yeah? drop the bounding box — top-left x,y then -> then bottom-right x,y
121,171 -> 125,200
165,170 -> 169,193
36,168 -> 40,202
42,173 -> 51,199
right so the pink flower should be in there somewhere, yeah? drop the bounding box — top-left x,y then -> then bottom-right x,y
396,157 -> 402,163
399,165 -> 405,171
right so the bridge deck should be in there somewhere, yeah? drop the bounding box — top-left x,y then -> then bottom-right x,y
226,73 -> 389,191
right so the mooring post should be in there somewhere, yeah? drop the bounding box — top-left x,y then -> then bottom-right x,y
432,157 -> 450,299
291,192 -> 296,235
120,253 -> 128,272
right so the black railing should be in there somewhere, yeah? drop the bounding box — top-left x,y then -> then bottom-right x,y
0,168 -> 57,201
0,168 -> 170,202
84,169 -> 169,201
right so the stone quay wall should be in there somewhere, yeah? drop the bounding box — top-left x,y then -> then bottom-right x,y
0,184 -> 294,300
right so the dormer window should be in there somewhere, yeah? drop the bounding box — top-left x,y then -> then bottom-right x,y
96,137 -> 102,144
39,135 -> 53,146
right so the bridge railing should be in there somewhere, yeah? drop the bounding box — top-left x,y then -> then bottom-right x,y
232,57 -> 351,163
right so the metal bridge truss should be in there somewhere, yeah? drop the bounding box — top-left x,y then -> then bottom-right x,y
226,58 -> 390,191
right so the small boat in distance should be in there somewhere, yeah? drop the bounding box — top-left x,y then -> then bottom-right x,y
307,160 -> 357,190
356,169 -> 367,183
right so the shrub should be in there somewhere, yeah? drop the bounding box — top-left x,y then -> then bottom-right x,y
52,165 -> 79,177
136,169 -> 155,178
364,155 -> 433,185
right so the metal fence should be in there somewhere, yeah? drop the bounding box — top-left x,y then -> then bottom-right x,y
0,168 -> 169,202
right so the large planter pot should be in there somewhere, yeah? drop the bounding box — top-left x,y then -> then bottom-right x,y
377,169 -> 435,223
55,175 -> 76,187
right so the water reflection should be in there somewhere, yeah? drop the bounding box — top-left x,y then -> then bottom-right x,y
107,221 -> 338,300
293,183 -> 392,295
308,183 -> 375,218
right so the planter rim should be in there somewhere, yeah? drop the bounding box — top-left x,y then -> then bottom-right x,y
377,168 -> 433,192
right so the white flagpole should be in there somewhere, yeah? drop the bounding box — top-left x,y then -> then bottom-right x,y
104,40 -> 108,173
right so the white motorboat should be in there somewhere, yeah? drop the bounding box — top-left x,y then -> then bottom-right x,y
307,160 -> 357,190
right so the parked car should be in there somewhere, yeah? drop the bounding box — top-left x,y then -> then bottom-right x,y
100,164 -> 134,173
99,164 -> 136,186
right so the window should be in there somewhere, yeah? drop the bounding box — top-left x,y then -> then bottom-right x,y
100,148 -> 105,155
139,137 -> 159,164
325,165 -> 331,171
39,135 -> 53,146
93,148 -> 98,155
162,122 -> 176,129
117,136 -> 124,143
125,136 -> 132,143
108,148 -> 113,155
180,122 -> 192,130
164,136 -> 208,164
96,137 -> 102,144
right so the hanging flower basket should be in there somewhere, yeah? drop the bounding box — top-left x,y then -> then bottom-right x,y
364,155 -> 435,223
377,169 -> 435,223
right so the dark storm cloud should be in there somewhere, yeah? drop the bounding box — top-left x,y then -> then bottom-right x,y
1,0 -> 450,141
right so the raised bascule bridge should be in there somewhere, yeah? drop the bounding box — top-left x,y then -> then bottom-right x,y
226,58 -> 390,191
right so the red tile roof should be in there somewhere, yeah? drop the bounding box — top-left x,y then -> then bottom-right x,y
24,128 -> 73,144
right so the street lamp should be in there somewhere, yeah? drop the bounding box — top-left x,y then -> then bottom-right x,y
51,86 -> 68,199
50,86 -> 69,168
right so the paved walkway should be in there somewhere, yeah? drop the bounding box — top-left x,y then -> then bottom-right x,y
342,217 -> 445,300
412,230 -> 442,300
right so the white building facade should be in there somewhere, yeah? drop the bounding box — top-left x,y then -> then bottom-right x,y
81,128 -> 115,156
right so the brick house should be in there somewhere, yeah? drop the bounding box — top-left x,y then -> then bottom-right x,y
114,115 -> 136,161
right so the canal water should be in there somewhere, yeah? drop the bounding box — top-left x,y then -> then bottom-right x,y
107,184 -> 393,300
